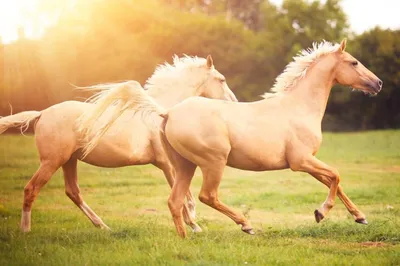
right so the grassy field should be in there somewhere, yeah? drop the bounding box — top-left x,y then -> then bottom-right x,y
0,131 -> 399,265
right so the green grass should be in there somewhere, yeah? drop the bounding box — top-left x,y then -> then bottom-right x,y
0,131 -> 399,265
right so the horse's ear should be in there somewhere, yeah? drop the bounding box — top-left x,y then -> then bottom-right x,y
206,55 -> 213,68
339,38 -> 347,52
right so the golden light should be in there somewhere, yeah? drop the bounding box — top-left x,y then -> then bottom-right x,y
0,0 -> 66,44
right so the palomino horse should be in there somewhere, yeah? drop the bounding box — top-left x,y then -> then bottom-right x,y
81,39 -> 382,238
0,55 -> 237,233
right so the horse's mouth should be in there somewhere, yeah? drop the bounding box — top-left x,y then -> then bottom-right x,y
352,81 -> 381,97
351,88 -> 378,97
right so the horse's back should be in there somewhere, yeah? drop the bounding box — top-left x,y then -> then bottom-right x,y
35,101 -> 156,167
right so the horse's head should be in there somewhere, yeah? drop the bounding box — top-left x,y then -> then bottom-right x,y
334,39 -> 383,96
197,55 -> 238,102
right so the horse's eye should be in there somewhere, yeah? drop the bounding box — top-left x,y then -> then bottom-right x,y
351,61 -> 358,66
220,78 -> 226,83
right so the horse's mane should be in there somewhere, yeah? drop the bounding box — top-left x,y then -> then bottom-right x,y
262,41 -> 340,97
144,55 -> 208,95
75,56 -> 209,157
76,56 -> 207,98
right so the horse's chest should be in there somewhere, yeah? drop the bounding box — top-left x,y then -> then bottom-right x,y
292,122 -> 322,154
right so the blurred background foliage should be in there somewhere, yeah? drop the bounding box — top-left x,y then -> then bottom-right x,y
0,0 -> 399,131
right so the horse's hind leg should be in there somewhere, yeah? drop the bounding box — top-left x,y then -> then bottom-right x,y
21,161 -> 59,232
198,163 -> 254,235
62,158 -> 110,230
185,189 -> 197,220
160,165 -> 201,233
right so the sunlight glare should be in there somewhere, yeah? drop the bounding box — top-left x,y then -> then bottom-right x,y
0,0 -> 59,44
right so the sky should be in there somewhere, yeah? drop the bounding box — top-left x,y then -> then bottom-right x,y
270,0 -> 400,33
0,0 -> 399,44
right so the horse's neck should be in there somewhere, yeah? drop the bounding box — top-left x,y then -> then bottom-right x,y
145,81 -> 199,108
146,86 -> 196,108
285,56 -> 337,122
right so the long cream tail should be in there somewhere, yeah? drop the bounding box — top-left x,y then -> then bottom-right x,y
0,111 -> 41,134
77,80 -> 166,157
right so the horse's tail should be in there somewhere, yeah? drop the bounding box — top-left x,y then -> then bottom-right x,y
77,80 -> 166,157
0,111 -> 41,134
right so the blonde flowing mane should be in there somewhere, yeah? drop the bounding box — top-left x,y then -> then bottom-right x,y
144,55 -> 209,97
76,55 -> 210,157
263,41 -> 340,97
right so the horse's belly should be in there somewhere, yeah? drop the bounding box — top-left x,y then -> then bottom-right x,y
79,115 -> 155,168
227,137 -> 289,171
80,135 -> 153,168
227,148 -> 288,171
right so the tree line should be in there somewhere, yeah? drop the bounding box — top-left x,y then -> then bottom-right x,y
0,0 -> 399,131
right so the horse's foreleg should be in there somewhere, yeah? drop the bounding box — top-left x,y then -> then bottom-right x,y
199,164 -> 254,235
21,162 -> 59,232
62,158 -> 110,230
292,156 -> 340,223
310,175 -> 367,224
337,186 -> 367,224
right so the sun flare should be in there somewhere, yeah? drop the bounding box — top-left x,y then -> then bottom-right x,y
0,0 -> 67,44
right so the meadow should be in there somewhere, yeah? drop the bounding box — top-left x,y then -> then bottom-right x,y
0,131 -> 399,265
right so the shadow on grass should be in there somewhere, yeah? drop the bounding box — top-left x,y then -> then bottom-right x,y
258,219 -> 400,245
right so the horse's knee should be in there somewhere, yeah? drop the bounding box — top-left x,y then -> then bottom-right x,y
329,169 -> 340,185
198,193 -> 208,204
23,185 -> 36,210
168,198 -> 183,218
65,187 -> 83,205
199,193 -> 217,206
23,184 -> 33,196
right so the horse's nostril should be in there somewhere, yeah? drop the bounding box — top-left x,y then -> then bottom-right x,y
378,79 -> 383,88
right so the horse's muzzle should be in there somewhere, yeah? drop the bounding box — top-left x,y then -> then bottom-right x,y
365,79 -> 383,95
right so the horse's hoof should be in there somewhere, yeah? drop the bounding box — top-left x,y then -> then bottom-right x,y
355,218 -> 368,225
192,224 -> 202,233
314,209 -> 324,223
100,224 -> 111,231
242,228 -> 255,235
20,226 -> 31,233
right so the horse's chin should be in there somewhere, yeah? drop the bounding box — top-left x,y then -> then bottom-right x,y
351,87 -> 378,97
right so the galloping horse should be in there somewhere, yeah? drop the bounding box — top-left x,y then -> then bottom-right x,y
0,55 -> 237,233
82,39 -> 382,238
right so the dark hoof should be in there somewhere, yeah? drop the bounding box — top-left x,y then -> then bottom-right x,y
314,209 -> 324,223
242,228 -> 255,235
355,218 -> 368,225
